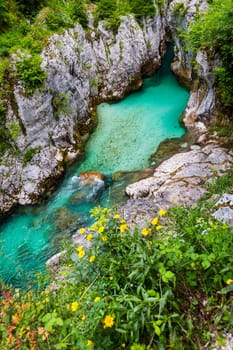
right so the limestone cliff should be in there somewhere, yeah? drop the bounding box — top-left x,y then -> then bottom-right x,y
168,0 -> 219,137
0,14 -> 167,217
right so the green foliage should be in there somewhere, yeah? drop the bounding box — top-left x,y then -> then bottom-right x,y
0,58 -> 12,155
69,0 -> 89,28
209,123 -> 233,138
52,91 -> 72,119
45,0 -> 88,31
128,0 -> 156,19
0,0 -> 18,33
0,126 -> 11,155
23,146 -> 41,165
172,2 -> 187,16
187,0 -> 233,110
16,0 -> 47,19
94,0 -> 156,30
205,166 -> 233,196
15,52 -> 46,94
0,200 -> 232,349
8,121 -> 21,140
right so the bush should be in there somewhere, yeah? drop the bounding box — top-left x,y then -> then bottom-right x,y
129,0 -> 156,19
15,52 -> 46,94
23,146 -> 40,165
8,121 -> 21,140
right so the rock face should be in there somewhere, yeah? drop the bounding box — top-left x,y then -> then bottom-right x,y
167,0 -> 219,136
125,144 -> 233,225
0,14 -> 167,217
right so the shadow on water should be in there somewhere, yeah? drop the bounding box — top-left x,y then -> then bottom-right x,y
0,44 -> 190,288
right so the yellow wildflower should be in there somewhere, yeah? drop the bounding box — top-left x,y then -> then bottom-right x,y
81,315 -> 86,321
12,314 -> 20,324
98,226 -> 105,234
79,228 -> 85,234
113,214 -> 120,219
89,224 -> 97,231
158,209 -> 166,217
77,245 -> 84,252
103,315 -> 115,328
109,276 -> 113,281
42,331 -> 50,340
101,235 -> 107,241
89,255 -> 96,263
78,249 -> 85,258
120,219 -> 126,224
120,224 -> 128,233
86,234 -> 93,241
71,301 -> 79,312
156,225 -> 162,231
141,228 -> 152,236
151,217 -> 159,225
94,296 -> 101,302
87,340 -> 94,347
226,279 -> 233,285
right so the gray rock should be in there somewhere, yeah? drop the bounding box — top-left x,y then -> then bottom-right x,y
212,194 -> 233,227
126,144 -> 233,207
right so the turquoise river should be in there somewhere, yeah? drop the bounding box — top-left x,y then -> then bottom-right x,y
0,48 -> 189,288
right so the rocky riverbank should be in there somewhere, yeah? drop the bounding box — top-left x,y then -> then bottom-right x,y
0,0 -> 229,218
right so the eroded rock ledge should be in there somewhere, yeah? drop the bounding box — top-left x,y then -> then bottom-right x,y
124,143 -> 233,227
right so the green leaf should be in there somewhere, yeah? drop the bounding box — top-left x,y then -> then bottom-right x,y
153,324 -> 161,336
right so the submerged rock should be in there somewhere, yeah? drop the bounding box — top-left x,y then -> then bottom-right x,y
78,171 -> 104,184
70,171 -> 105,203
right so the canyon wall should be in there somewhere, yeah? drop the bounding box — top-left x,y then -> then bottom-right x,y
0,0 -> 219,217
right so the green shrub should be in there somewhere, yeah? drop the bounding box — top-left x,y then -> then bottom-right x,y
172,2 -> 187,16
69,0 -> 88,28
23,146 -> 40,165
129,0 -> 156,19
52,91 -> 72,119
8,121 -> 21,140
0,126 -> 11,155
15,52 -> 46,94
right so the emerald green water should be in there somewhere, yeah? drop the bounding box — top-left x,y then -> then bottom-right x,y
0,48 -> 189,288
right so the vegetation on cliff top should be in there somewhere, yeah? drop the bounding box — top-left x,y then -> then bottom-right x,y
187,0 -> 233,111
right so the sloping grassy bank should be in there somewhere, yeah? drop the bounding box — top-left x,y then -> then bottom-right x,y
0,170 -> 232,350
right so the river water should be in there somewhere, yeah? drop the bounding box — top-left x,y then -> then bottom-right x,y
0,47 -> 189,288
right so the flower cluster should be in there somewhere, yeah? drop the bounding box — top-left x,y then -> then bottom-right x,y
77,246 -> 85,258
141,209 -> 166,237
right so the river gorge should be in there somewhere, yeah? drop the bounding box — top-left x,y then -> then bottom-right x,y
0,47 -> 189,287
